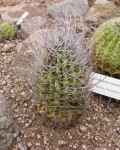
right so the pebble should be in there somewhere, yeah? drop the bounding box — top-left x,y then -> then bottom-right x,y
27,142 -> 32,147
116,119 -> 120,125
68,133 -> 72,139
23,133 -> 28,138
87,124 -> 93,129
25,123 -> 29,127
58,140 -> 67,146
35,143 -> 40,146
80,126 -> 87,132
18,141 -> 28,150
3,44 -> 10,52
69,136 -> 73,140
36,133 -> 41,139
24,103 -> 28,107
21,91 -> 26,96
82,145 -> 87,149
73,144 -> 78,149
69,144 -> 72,148
1,81 -> 6,85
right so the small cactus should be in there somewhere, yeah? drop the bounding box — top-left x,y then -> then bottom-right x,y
36,25 -> 92,127
13,20 -> 92,127
92,18 -> 120,74
0,22 -> 17,42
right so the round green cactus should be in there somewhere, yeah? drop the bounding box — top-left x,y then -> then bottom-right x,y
0,22 -> 17,42
92,18 -> 120,74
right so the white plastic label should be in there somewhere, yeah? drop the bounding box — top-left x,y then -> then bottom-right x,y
16,11 -> 29,26
90,72 -> 120,100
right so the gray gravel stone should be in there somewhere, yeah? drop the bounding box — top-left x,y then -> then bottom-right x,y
58,140 -> 67,146
0,94 -> 20,149
80,126 -> 87,132
48,0 -> 89,18
20,16 -> 47,38
18,140 -> 28,150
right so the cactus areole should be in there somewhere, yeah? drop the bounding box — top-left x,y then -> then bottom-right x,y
92,18 -> 120,74
37,26 -> 91,127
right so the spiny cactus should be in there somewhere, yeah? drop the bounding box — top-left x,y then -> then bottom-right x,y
92,18 -> 120,74
13,21 -> 92,127
0,22 -> 17,42
37,26 -> 92,126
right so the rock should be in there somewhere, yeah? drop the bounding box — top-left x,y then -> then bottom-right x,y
116,117 -> 120,125
0,94 -> 20,149
108,0 -> 120,6
95,0 -> 108,5
2,43 -> 15,52
73,144 -> 78,149
85,0 -> 120,27
12,28 -> 49,76
27,142 -> 32,147
20,16 -> 47,38
82,145 -> 87,149
2,0 -> 20,6
88,0 -> 96,7
18,140 -> 28,150
0,4 -> 42,23
58,140 -> 67,146
48,0 -> 89,18
80,126 -> 87,132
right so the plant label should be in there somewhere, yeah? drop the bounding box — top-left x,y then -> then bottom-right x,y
16,11 -> 29,26
90,72 -> 120,100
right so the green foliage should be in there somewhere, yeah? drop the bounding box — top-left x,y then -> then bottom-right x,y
92,18 -> 120,74
0,22 -> 17,42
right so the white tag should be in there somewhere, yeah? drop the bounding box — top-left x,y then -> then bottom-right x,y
16,11 -> 29,26
90,72 -> 120,100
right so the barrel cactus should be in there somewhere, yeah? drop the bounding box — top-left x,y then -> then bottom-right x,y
13,21 -> 92,127
0,22 -> 17,42
92,18 -> 120,74
36,27 -> 92,126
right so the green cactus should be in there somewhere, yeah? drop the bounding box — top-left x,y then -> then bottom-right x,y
13,22 -> 92,127
39,47 -> 84,125
92,18 -> 120,74
36,25 -> 91,126
0,22 -> 17,42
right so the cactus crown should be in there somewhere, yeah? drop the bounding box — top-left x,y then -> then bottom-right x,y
92,18 -> 120,74
0,22 -> 17,42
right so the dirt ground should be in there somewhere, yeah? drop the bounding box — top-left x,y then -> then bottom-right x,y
0,0 -> 120,150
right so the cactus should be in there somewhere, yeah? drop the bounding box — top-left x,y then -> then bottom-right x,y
0,22 -> 17,42
13,21 -> 92,127
92,18 -> 120,74
36,25 -> 92,127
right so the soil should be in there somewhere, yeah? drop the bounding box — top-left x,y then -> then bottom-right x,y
0,0 -> 120,150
